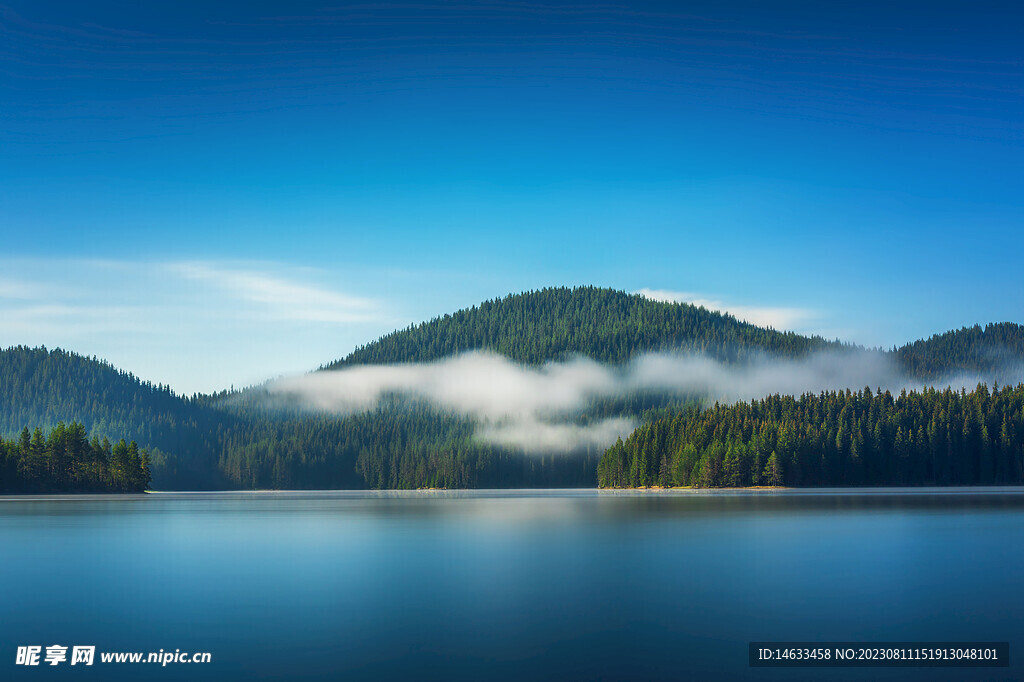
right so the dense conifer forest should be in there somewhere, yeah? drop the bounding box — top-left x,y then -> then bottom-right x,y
893,322 -> 1024,382
0,422 -> 150,493
598,384 -> 1024,488
1,287 -> 1023,491
213,403 -> 601,490
325,287 -> 843,368
0,346 -> 227,488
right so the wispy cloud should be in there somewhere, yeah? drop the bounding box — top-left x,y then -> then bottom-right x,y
167,262 -> 381,324
0,276 -> 70,301
272,349 -> 913,423
479,417 -> 637,454
272,352 -> 619,420
270,348 -> 1020,455
635,288 -> 817,331
0,258 -> 393,394
3,304 -> 152,337
270,352 -> 640,454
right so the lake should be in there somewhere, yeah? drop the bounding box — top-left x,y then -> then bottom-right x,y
2,489 -> 1023,680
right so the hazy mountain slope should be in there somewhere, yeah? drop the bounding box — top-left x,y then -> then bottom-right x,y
894,323 -> 1024,382
270,287 -> 852,489
326,289 -> 1024,381
3,290 -> 1021,491
0,346 -> 225,488
324,286 -> 845,369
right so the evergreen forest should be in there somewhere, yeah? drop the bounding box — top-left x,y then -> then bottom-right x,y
598,384 -> 1024,488
1,287 -> 1023,492
0,422 -> 151,493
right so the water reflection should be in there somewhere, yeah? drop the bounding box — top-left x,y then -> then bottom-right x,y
2,490 -> 1022,681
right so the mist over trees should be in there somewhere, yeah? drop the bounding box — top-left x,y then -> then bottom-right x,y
2,287 -> 1023,491
894,322 -> 1024,382
325,286 -> 844,369
214,404 -> 601,489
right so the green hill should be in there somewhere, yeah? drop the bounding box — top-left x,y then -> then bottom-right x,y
0,346 -> 226,489
274,287 -> 852,489
1,288 -> 1022,491
598,384 -> 1024,488
894,322 -> 1024,381
325,286 -> 844,368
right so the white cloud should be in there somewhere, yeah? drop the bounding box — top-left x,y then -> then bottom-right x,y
270,348 -> 1002,455
271,352 -> 619,420
479,417 -> 637,455
0,258 -> 393,394
635,288 -> 817,331
270,352 -> 640,454
167,262 -> 381,324
3,304 -> 152,337
0,276 -> 73,301
0,278 -> 39,300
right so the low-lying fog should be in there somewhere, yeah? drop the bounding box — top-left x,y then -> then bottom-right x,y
268,350 -> 1018,454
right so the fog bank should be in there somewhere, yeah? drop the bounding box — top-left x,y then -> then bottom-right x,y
269,350 -> 1012,454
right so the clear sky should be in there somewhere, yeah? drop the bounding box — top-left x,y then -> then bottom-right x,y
2,1 -> 1022,394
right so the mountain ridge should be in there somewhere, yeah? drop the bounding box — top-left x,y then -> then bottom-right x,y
323,286 -> 847,369
1,287 -> 1022,490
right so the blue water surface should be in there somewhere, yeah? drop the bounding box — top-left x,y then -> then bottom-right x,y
1,489 -> 1022,681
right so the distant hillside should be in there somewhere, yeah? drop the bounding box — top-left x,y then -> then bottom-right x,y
894,323 -> 1024,382
2,290 -> 1022,492
0,345 -> 598,490
325,289 -> 1024,384
0,346 -> 225,489
325,286 -> 845,369
599,384 -> 1024,488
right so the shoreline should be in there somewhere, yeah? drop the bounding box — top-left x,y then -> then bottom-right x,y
598,485 -> 789,491
10,485 -> 1024,497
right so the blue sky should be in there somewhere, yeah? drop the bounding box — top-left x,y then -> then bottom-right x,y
2,1 -> 1022,393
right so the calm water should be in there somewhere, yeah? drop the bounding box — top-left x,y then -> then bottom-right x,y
2,489 -> 1023,681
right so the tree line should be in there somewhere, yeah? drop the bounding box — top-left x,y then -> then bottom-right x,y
0,422 -> 151,493
894,323 -> 1024,382
598,383 -> 1024,488
325,286 -> 844,369
2,289 -> 1023,491
215,401 -> 601,489
0,345 -> 227,489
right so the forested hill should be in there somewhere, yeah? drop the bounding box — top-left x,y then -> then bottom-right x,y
0,346 -> 226,488
2,292 -> 1022,492
324,287 -> 843,369
894,323 -> 1024,382
598,384 -> 1024,488
0,422 -> 151,493
0,345 -> 597,490
325,289 -> 1024,383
